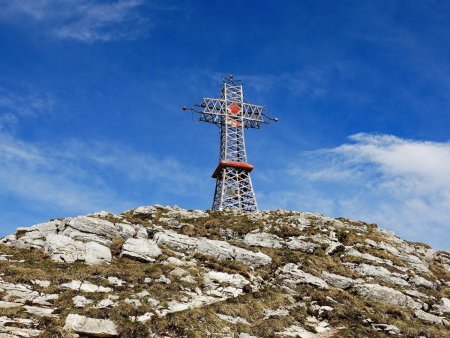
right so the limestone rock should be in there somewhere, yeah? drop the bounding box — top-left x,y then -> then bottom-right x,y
0,317 -> 43,337
205,271 -> 250,288
244,232 -> 318,253
44,234 -> 85,263
132,206 -> 157,218
325,242 -> 344,255
23,305 -> 57,317
0,278 -> 40,303
107,277 -> 126,287
275,324 -> 317,337
321,272 -> 354,289
85,242 -> 112,265
96,298 -> 116,309
277,263 -> 328,290
0,301 -> 22,308
371,323 -> 401,335
345,263 -> 409,287
409,275 -> 434,289
31,280 -> 51,288
414,309 -> 450,326
217,313 -> 249,324
63,216 -> 122,242
244,232 -> 283,248
1,205 -> 450,337
263,308 -> 290,319
73,295 -> 93,308
432,297 -> 450,315
154,230 -> 271,266
285,237 -> 319,253
64,314 -> 118,337
61,280 -> 112,293
354,284 -> 421,309
120,238 -> 162,262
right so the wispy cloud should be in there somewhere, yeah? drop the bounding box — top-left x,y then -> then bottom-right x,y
0,0 -> 153,42
0,86 -> 55,117
269,133 -> 450,250
0,130 -> 205,215
0,85 -> 55,131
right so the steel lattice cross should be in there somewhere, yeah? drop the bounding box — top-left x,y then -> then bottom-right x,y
183,75 -> 277,212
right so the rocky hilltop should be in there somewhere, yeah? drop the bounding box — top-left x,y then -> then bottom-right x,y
0,205 -> 449,338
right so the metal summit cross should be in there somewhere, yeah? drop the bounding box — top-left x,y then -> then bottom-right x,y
183,75 -> 278,212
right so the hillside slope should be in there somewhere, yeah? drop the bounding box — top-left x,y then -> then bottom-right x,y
0,205 -> 449,337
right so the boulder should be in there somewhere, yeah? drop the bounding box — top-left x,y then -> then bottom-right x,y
0,317 -> 43,337
432,297 -> 450,315
285,238 -> 319,253
154,231 -> 271,266
62,217 -> 135,243
414,309 -> 450,326
120,238 -> 162,262
346,263 -> 409,287
244,232 -> 318,253
278,263 -> 328,290
132,206 -> 157,218
0,278 -> 40,303
64,314 -> 118,337
440,297 -> 450,313
325,242 -> 344,255
321,272 -> 354,289
61,280 -> 112,293
371,323 -> 401,335
85,242 -> 112,265
354,284 -> 421,309
216,313 -> 249,324
275,324 -> 317,337
244,232 -> 283,248
409,275 -> 434,289
204,271 -> 249,288
44,234 -> 85,263
73,295 -> 93,308
23,305 -> 57,317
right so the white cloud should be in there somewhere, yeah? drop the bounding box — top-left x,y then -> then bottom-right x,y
0,86 -> 55,117
0,0 -> 152,42
0,131 -> 205,215
277,133 -> 450,250
238,63 -> 356,99
0,85 -> 55,132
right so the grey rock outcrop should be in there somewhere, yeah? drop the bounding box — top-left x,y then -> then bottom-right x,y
353,284 -> 421,309
64,314 -> 118,337
244,232 -> 283,248
414,309 -> 450,326
1,205 -> 449,337
85,242 -> 112,265
409,275 -> 434,289
244,232 -> 319,253
120,238 -> 162,262
278,263 -> 328,290
154,230 -> 271,266
62,217 -> 123,243
345,263 -> 409,287
44,234 -> 85,263
44,235 -> 111,265
432,297 -> 450,315
321,272 -> 355,289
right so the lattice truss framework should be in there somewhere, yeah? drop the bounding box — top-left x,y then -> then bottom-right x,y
185,76 -> 276,212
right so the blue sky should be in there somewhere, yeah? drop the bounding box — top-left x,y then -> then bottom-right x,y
0,0 -> 449,250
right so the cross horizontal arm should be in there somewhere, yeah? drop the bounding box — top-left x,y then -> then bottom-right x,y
193,98 -> 266,128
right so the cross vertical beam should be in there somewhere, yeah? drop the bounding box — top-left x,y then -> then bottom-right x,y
183,75 -> 277,212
